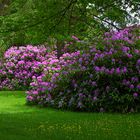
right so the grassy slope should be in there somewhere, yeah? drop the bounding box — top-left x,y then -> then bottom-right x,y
0,91 -> 140,140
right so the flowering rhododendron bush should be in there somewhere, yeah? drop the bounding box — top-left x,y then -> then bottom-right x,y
0,25 -> 140,112
0,45 -> 58,90
26,25 -> 140,113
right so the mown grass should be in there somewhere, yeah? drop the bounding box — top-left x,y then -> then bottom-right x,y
0,91 -> 140,140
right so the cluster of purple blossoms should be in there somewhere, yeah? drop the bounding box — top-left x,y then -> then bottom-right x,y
37,25 -> 140,112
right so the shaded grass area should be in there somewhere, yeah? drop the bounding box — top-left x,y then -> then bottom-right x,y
0,91 -> 140,140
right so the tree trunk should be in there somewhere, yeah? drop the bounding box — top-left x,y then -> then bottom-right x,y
56,40 -> 64,59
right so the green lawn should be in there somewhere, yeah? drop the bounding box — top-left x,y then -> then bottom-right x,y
0,91 -> 140,140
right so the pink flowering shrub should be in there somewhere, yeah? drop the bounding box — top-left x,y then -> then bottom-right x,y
0,45 -> 57,90
26,51 -> 81,104
26,25 -> 140,113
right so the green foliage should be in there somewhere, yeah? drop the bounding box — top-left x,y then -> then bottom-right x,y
0,0 -> 140,57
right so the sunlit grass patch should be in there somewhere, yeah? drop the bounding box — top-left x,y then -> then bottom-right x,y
0,91 -> 140,140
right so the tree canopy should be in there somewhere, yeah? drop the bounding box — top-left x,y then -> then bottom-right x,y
0,0 -> 140,47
